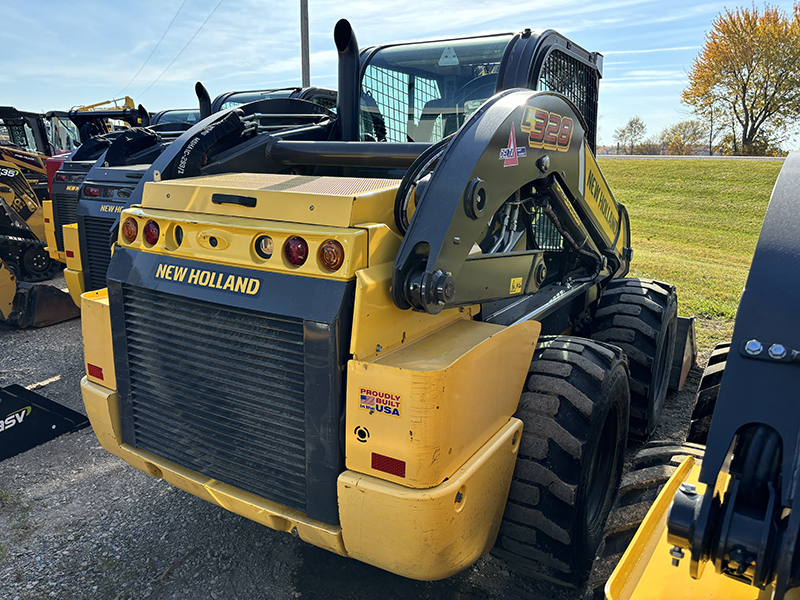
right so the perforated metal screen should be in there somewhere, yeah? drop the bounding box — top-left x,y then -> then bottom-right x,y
361,67 -> 441,143
537,49 -> 599,152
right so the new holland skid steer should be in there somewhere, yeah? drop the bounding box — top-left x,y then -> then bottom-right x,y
80,20 -> 684,587
587,153 -> 800,599
45,101 -> 150,265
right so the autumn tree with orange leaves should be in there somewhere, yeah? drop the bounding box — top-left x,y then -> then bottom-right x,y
682,3 -> 800,155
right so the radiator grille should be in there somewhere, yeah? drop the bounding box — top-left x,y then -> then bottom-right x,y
52,188 -> 81,251
83,215 -> 115,290
121,285 -> 307,512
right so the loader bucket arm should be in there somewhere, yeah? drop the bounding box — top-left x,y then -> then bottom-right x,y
667,152 -> 800,597
391,89 -> 631,314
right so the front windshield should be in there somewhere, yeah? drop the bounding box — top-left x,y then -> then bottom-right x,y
0,118 -> 38,152
153,110 -> 201,125
360,34 -> 513,143
49,116 -> 81,152
220,89 -> 296,110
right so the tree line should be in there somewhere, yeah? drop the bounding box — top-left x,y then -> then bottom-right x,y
613,2 -> 800,157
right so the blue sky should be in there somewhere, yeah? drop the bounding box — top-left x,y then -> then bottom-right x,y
3,0 -> 798,148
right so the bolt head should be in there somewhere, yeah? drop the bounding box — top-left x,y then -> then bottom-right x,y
680,482 -> 697,495
769,344 -> 787,359
537,155 -> 550,173
745,339 -> 763,355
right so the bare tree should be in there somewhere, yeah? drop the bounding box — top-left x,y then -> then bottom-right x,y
613,116 -> 647,155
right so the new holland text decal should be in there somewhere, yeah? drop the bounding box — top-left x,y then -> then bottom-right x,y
0,406 -> 31,432
155,263 -> 261,295
359,387 -> 401,417
499,122 -> 527,167
521,105 -> 574,152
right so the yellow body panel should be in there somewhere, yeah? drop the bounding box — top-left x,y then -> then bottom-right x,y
141,173 -> 402,233
583,145 -> 621,248
346,318 -> 539,488
339,418 -> 522,580
81,289 -> 116,388
350,262 -> 475,361
42,201 -> 66,262
120,206 -> 369,280
80,377 -> 347,557
0,260 -> 15,321
63,224 -> 85,305
608,459 -> 762,600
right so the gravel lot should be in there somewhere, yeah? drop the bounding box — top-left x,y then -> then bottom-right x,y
0,274 -> 704,600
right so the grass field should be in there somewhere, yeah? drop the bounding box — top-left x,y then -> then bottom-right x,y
597,158 -> 784,352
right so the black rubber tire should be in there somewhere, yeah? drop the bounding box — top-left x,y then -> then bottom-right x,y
21,245 -> 61,282
686,342 -> 729,445
493,336 -> 631,588
584,441 -> 705,599
590,278 -> 678,440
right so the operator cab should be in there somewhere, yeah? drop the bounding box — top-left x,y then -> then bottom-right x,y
359,35 -> 513,143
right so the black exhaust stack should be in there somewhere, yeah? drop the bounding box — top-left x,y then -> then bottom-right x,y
137,104 -> 150,127
196,82 -> 212,119
334,19 -> 360,141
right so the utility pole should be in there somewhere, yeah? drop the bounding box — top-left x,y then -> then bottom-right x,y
300,0 -> 310,87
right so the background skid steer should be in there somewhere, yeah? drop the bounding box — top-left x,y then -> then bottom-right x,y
79,19 -> 686,587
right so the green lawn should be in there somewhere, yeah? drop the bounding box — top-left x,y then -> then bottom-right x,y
597,158 -> 784,351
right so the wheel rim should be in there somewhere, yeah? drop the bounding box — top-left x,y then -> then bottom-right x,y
24,248 -> 51,274
586,404 -> 619,532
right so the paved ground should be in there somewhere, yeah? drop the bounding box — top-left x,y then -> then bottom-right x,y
0,274 -> 704,600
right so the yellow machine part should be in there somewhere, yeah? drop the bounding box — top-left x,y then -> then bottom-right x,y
42,200 -> 66,262
607,458 -> 771,600
338,418 -> 523,580
346,318 -> 538,488
140,173 -> 404,235
62,223 -> 85,306
0,259 -> 16,321
582,144 -> 627,251
75,96 -> 136,111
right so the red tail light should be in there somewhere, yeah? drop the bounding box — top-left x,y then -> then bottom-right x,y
56,173 -> 67,182
143,220 -> 160,245
122,218 -> 138,243
284,236 -> 309,266
84,186 -> 100,197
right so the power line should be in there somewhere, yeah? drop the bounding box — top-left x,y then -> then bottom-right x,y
138,0 -> 225,100
116,0 -> 189,97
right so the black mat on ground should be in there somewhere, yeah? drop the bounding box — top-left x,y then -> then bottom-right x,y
0,384 -> 89,461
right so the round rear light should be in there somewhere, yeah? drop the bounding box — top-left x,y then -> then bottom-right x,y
122,218 -> 138,243
318,239 -> 345,271
143,220 -> 160,245
255,235 -> 273,259
284,236 -> 308,266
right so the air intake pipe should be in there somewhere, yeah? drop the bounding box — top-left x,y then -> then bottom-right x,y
334,19 -> 360,142
196,82 -> 212,119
